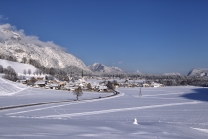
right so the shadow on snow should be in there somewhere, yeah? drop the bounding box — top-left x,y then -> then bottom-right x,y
180,88 -> 208,102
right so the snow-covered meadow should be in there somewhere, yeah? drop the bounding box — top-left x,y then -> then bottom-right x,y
0,77 -> 113,107
0,59 -> 37,75
0,77 -> 208,138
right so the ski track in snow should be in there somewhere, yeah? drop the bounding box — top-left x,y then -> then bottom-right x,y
6,89 -> 203,119
192,128 -> 208,133
6,92 -> 124,115
140,96 -> 187,100
138,92 -> 185,97
35,101 -> 202,119
1,84 -> 208,138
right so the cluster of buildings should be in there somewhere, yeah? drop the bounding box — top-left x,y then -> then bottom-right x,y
113,79 -> 164,88
16,75 -> 164,93
17,76 -> 109,92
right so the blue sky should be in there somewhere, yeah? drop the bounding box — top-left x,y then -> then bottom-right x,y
0,0 -> 208,75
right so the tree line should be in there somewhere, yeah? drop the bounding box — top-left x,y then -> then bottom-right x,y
137,74 -> 208,87
0,54 -> 17,62
0,65 -> 18,81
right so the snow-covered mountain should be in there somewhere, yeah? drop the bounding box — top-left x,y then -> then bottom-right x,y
88,63 -> 123,74
187,68 -> 208,76
163,73 -> 181,76
133,70 -> 142,74
0,24 -> 91,72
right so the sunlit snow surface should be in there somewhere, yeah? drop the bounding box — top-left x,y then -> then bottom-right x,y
0,59 -> 37,75
0,78 -> 208,138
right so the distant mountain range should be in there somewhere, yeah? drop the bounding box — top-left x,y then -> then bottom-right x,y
88,63 -> 123,74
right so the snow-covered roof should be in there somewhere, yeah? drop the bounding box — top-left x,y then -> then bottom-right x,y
99,86 -> 107,90
35,81 -> 46,85
50,84 -> 59,87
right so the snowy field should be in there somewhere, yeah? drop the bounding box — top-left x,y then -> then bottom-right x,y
0,59 -> 37,75
0,78 -> 208,138
0,77 -> 113,107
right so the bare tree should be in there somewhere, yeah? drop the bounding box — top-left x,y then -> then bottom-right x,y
0,65 -> 3,73
28,69 -> 31,75
22,57 -> 27,63
39,70 -> 43,76
3,66 -> 17,81
106,81 -> 115,91
73,86 -> 83,101
3,68 -> 8,74
87,83 -> 92,91
23,69 -> 26,75
29,58 -> 41,68
35,69 -> 39,75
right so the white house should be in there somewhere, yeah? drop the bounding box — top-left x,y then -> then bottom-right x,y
34,81 -> 46,88
98,85 -> 108,92
78,78 -> 86,83
151,82 -> 162,88
143,83 -> 150,87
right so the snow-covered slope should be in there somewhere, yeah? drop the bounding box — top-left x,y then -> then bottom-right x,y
0,24 -> 91,72
163,73 -> 181,76
0,59 -> 37,75
187,68 -> 208,76
0,77 -> 27,96
88,63 -> 123,74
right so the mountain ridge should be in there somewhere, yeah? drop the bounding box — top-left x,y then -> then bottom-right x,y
0,24 -> 91,73
187,68 -> 208,76
88,63 -> 124,74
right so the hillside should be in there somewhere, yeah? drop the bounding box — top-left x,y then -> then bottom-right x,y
0,59 -> 37,75
0,77 -> 27,96
187,68 -> 208,76
0,24 -> 91,72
